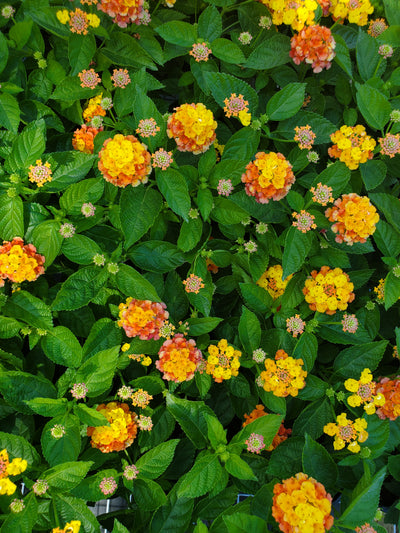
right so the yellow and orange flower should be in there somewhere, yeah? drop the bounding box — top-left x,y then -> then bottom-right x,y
98,134 -> 152,188
0,449 -> 27,496
97,0 -> 145,27
0,238 -> 45,287
328,0 -> 373,26
241,152 -> 295,204
205,339 -> 241,383
83,94 -> 106,123
243,405 -> 291,451
257,265 -> 293,300
328,125 -> 376,170
303,266 -> 355,315
118,298 -> 169,340
290,25 -> 336,73
156,333 -> 203,382
72,124 -> 102,154
260,350 -> 307,398
52,521 -> 81,533
257,0 -> 318,31
87,402 -> 138,453
376,377 -> 400,421
325,193 -> 379,245
272,473 -> 334,533
345,368 -> 385,415
324,412 -> 368,453
167,103 -> 217,154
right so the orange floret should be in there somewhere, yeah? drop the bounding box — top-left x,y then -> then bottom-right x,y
72,124 -> 102,154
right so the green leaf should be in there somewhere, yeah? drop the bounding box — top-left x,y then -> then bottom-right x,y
373,220 -> 400,257
31,220 -> 63,267
238,306 -> 261,354
51,76 -> 101,101
205,72 -> 258,114
231,414 -> 282,449
43,461 -> 93,491
211,197 -> 249,224
293,332 -> 317,372
277,110 -> 336,145
41,414 -> 81,467
129,241 -> 185,273
0,431 -> 40,465
292,399 -> 335,439
116,264 -> 161,302
5,119 -> 46,172
113,520 -> 130,533
302,434 -> 338,492
24,6 -> 70,38
333,340 -> 388,378
166,393 -> 211,449
0,371 -> 56,414
204,413 -> 227,449
266,83 -> 306,121
384,270 -> 400,310
133,478 -> 167,511
178,453 -> 223,498
120,186 -> 164,248
52,266 -> 109,311
60,178 -> 104,216
333,33 -> 352,77
74,346 -> 120,397
223,513 -> 268,533
5,290 -> 52,330
74,403 -> 109,427
25,397 -> 68,418
0,194 -> 24,240
212,38 -> 245,64
177,217 -> 203,252
359,159 -> 387,191
198,5 -> 222,42
0,493 -> 38,533
47,152 -> 96,193
239,283 -> 273,314
370,192 -> 400,233
72,468 -> 118,502
225,455 -> 257,481
150,490 -> 193,533
0,93 -> 20,133
187,317 -> 223,335
266,437 -> 304,478
53,493 -> 100,533
222,128 -> 260,161
41,326 -> 83,368
83,318 -> 122,361
68,33 -> 96,76
197,188 -> 214,220
156,21 -> 197,47
131,375 -> 166,395
0,32 -> 9,75
136,439 -> 179,479
245,34 -> 290,69
282,227 -> 313,279
338,467 -> 386,528
312,161 -> 351,196
156,168 -> 191,221
62,234 -> 102,265
356,30 -> 380,81
356,83 -> 391,130
102,33 -> 155,68
384,0 -> 400,25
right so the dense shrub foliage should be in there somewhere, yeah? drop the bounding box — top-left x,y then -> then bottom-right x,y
0,0 -> 400,532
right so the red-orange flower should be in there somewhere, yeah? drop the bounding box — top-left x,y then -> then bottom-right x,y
376,377 -> 400,421
118,298 -> 169,340
156,333 -> 203,382
243,405 -> 291,451
241,152 -> 295,204
167,103 -> 217,154
72,124 -> 102,154
0,238 -> 45,286
290,25 -> 336,73
97,0 -> 144,27
87,402 -> 138,453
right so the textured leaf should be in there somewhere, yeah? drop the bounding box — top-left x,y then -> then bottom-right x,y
0,194 -> 24,240
5,119 -> 46,171
31,220 -> 63,267
302,434 -> 338,492
178,454 -> 223,498
156,168 -> 191,221
53,493 -> 100,533
68,33 -> 96,76
52,266 -> 109,311
41,326 -> 83,368
0,93 -> 20,133
356,83 -> 391,130
74,346 -> 120,397
266,83 -> 306,121
333,341 -> 388,378
282,227 -> 313,279
44,461 -> 93,491
0,371 -> 56,414
136,440 -> 179,479
41,414 -> 81,467
0,431 -> 40,465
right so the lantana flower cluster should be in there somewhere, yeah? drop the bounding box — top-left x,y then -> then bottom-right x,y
0,449 -> 27,495
87,402 -> 138,453
205,339 -> 241,383
303,266 -> 355,314
118,298 -> 169,340
0,238 -> 45,286
258,0 -> 318,31
260,349 -> 307,397
328,125 -> 376,169
167,103 -> 217,154
156,333 -> 202,382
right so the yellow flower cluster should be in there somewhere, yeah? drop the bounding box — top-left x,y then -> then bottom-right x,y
156,334 -> 202,382
260,350 -> 307,397
303,266 -> 355,315
257,265 -> 293,300
328,125 -> 376,170
87,402 -> 138,453
324,413 -> 368,453
206,339 -> 241,383
258,0 -> 318,31
56,8 -> 100,34
345,368 -> 385,415
52,521 -> 81,533
167,103 -> 217,154
329,0 -> 373,26
272,473 -> 334,533
0,237 -> 45,287
83,94 -> 106,123
0,449 -> 27,495
325,193 -> 379,245
98,134 -> 152,188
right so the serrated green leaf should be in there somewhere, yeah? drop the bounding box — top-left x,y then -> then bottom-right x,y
178,453 -> 223,498
238,306 -> 261,354
302,434 -> 338,492
282,227 -> 313,279
0,93 -> 20,133
0,431 -> 40,465
31,220 -> 63,267
43,461 -> 93,491
5,119 -> 46,172
68,33 -> 96,76
116,264 -> 161,302
52,266 -> 109,311
25,397 -> 68,418
225,455 -> 257,481
74,346 -> 120,397
356,83 -> 391,130
156,21 -> 197,47
41,326 -> 83,368
156,168 -> 191,221
333,340 -> 388,378
136,439 -> 179,479
266,83 -> 306,121
41,414 -> 81,467
212,38 -> 245,64
0,194 -> 24,241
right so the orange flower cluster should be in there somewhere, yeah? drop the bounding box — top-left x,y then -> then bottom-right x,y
290,25 -> 336,73
156,333 -> 202,382
0,238 -> 45,287
97,0 -> 145,27
87,402 -> 138,453
72,124 -> 102,154
328,125 -> 376,170
83,94 -> 106,123
258,0 -> 318,31
167,103 -> 217,154
241,152 -> 295,204
243,405 -> 291,451
325,193 -> 379,245
257,265 -> 293,300
260,349 -> 307,397
303,266 -> 355,314
118,298 -> 169,340
272,473 -> 334,533
376,377 -> 400,421
98,134 -> 152,188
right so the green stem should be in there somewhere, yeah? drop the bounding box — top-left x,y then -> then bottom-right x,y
372,57 -> 383,79
151,0 -> 162,15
